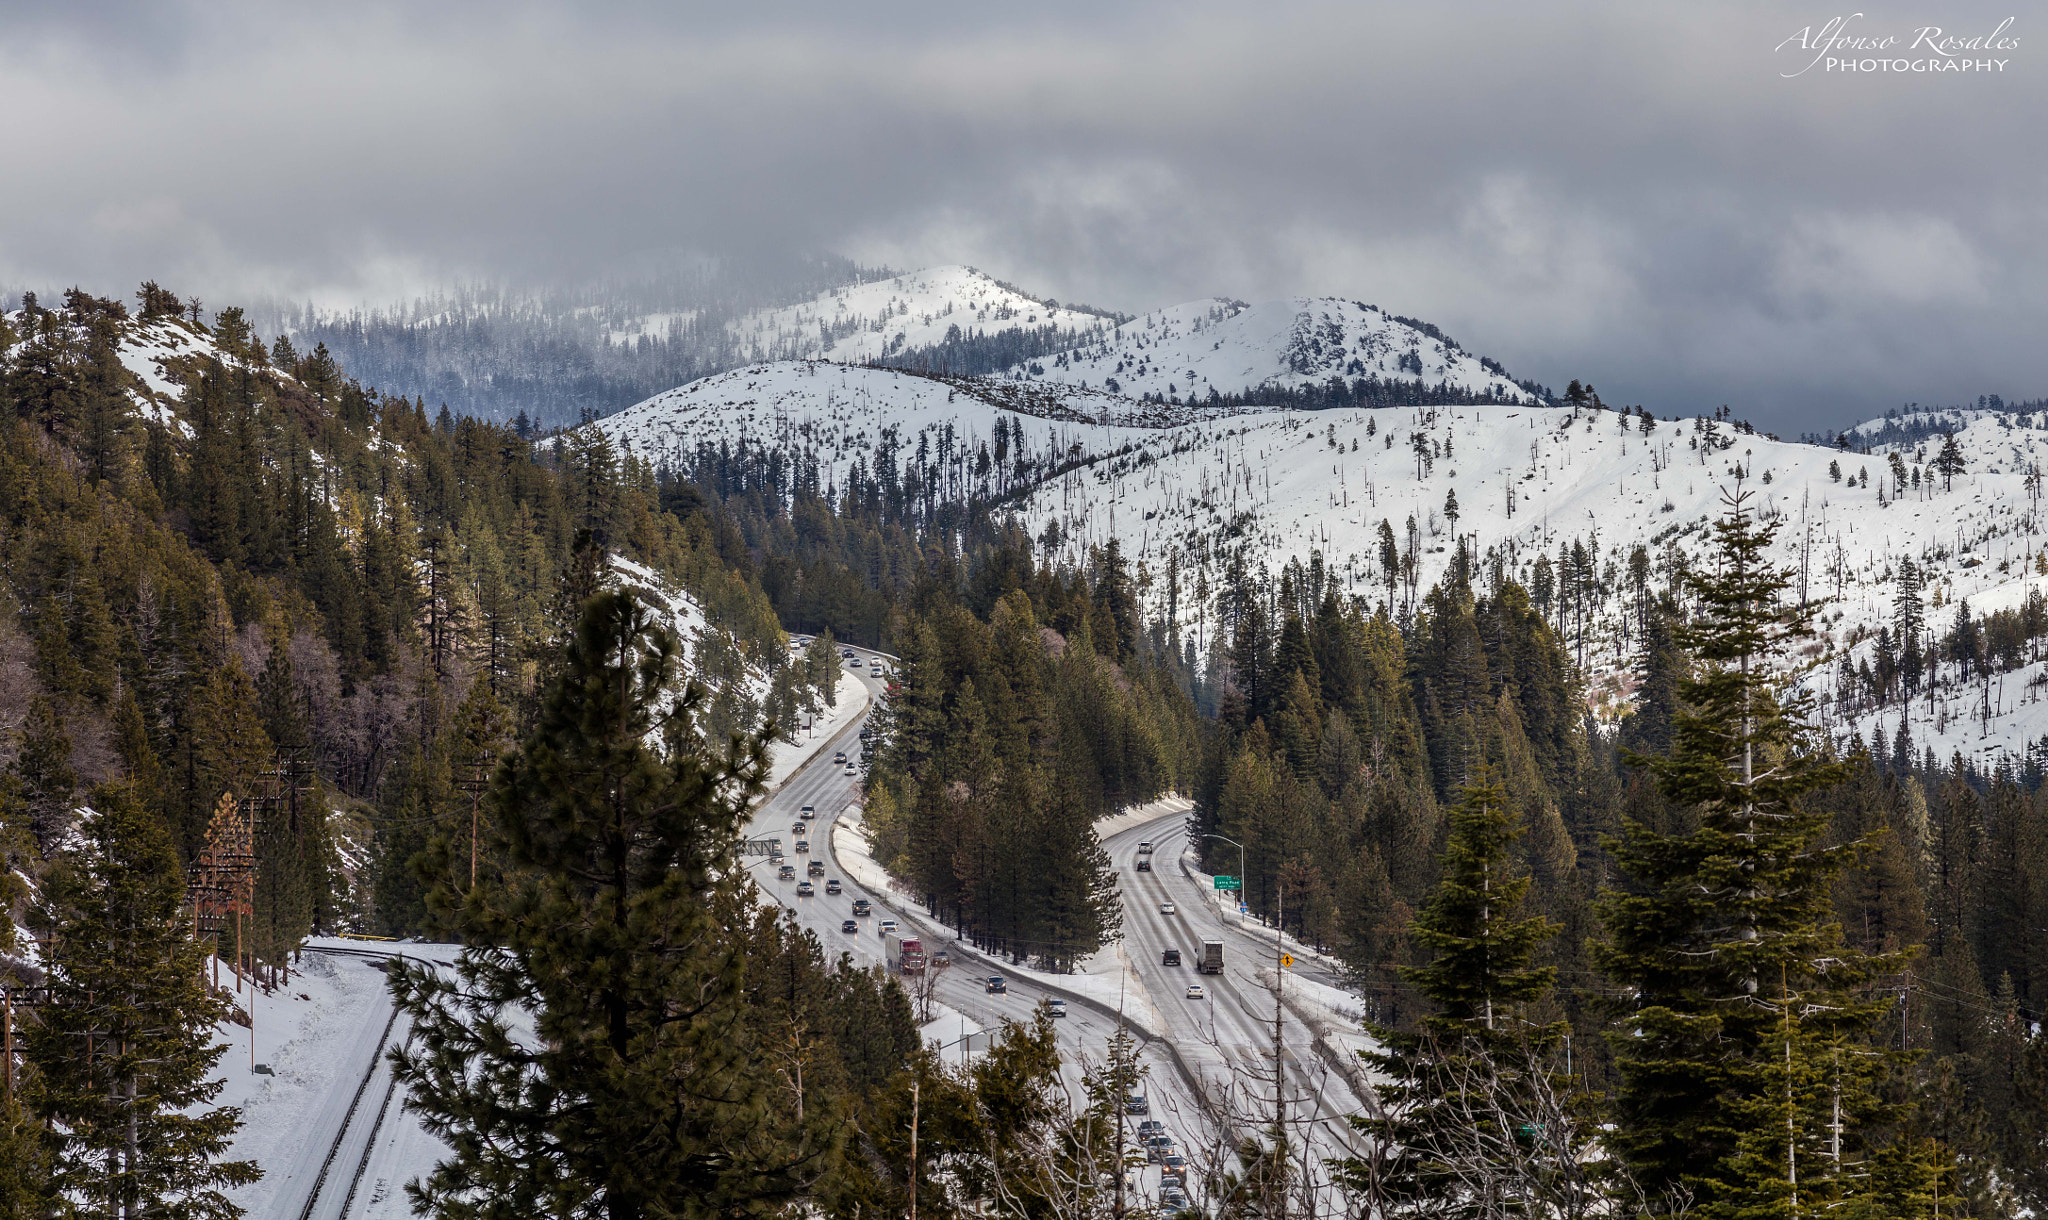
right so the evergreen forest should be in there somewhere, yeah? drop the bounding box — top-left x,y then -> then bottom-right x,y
3,282 -> 2047,1218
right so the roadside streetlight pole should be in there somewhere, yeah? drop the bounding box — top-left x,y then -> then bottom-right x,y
1204,833 -> 1246,921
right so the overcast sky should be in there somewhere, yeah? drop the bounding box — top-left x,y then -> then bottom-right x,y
3,1 -> 2040,429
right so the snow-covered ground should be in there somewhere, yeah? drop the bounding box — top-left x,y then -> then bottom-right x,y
207,938 -> 462,1218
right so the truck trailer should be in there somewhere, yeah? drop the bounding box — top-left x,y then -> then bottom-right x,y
1199,940 -> 1224,974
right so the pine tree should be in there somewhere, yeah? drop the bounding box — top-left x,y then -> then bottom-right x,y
388,591 -> 835,1218
1341,767 -> 1565,1216
24,783 -> 260,1216
1597,489 -> 1932,1218
12,695 -> 77,855
255,630 -> 307,751
0,1090 -> 54,1219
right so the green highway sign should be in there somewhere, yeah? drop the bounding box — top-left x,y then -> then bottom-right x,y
1214,875 -> 1241,891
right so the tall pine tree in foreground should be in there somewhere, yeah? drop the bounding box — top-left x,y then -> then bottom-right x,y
1598,488 -> 1938,1219
1339,767 -> 1572,1217
389,590 -> 837,1220
25,783 -> 259,1218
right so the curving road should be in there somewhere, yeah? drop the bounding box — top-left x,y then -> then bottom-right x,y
745,646 -> 1227,1204
745,645 -> 1378,1209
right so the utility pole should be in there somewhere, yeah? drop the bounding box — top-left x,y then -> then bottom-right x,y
908,1076 -> 920,1220
1272,883 -> 1288,1220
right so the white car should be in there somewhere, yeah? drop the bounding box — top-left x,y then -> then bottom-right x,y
879,919 -> 898,935
1185,984 -> 1205,1000
1160,902 -> 1176,915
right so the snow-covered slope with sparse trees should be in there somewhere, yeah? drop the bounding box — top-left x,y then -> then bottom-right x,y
598,350 -> 2048,771
999,296 -> 1535,405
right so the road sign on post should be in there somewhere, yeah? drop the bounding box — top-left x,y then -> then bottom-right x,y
1213,875 -> 1241,891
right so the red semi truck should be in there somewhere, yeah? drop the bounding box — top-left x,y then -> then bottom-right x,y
899,936 -> 926,975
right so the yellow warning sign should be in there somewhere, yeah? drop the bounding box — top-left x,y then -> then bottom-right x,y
1281,954 -> 1294,967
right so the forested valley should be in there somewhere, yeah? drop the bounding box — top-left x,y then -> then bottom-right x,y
4,281 -> 2048,1217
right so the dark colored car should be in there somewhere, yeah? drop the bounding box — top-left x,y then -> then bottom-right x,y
986,976 -> 1007,994
1163,948 -> 1181,966
841,920 -> 858,933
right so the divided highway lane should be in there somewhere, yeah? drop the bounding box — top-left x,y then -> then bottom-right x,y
741,648 -> 1216,1158
1100,815 -> 1374,1196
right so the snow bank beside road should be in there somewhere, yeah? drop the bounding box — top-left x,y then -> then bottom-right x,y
766,669 -> 869,789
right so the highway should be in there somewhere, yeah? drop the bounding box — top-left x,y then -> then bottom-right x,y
743,645 -> 1225,1205
746,644 -> 1378,1211
1100,815 -> 1376,1211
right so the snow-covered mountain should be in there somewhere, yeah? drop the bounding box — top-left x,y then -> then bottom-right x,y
597,352 -> 2048,770
1000,296 -> 1533,404
721,265 -> 1118,365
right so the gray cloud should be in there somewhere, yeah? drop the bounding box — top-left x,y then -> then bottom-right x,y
2,0 -> 2041,428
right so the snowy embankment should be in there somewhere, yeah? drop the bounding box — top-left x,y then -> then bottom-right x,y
1094,793 -> 1194,839
765,669 -> 868,788
207,939 -> 461,1217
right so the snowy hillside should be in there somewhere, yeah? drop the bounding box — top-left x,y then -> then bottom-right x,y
722,265 -> 1116,364
3,304 -> 277,438
596,360 -> 1214,497
1013,401 -> 2048,768
1000,296 -> 1534,405
595,353 -> 2048,768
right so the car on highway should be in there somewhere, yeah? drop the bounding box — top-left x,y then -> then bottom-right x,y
800,804 -> 816,819
796,881 -> 814,897
1136,856 -> 1151,872
1162,1187 -> 1187,1210
1046,998 -> 1066,1018
853,899 -> 871,916
1160,902 -> 1176,915
986,976 -> 1007,994
791,823 -> 806,837
1160,1169 -> 1185,1191
845,764 -> 857,776
825,879 -> 842,894
1184,984 -> 1205,1000
931,949 -> 949,966
795,839 -> 809,853
808,861 -> 824,877
1161,1153 -> 1187,1174
879,918 -> 898,934
1162,948 -> 1180,966
1125,1093 -> 1148,1116
833,752 -> 846,764
841,919 -> 858,933
1136,1119 -> 1163,1136
777,864 -> 795,880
